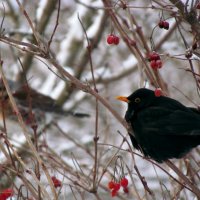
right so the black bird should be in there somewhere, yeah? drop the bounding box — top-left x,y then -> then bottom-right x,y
117,88 -> 200,163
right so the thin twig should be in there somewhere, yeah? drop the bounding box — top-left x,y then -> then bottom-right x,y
77,13 -> 99,191
15,0 -> 40,45
48,0 -> 60,50
166,160 -> 200,198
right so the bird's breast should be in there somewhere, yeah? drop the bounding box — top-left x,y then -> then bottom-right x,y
125,108 -> 135,122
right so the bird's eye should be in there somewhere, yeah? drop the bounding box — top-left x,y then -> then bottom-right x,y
134,97 -> 141,103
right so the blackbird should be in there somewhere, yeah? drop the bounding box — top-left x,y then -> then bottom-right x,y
117,88 -> 200,163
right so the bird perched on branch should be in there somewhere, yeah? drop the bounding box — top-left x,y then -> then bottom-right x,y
117,88 -> 200,163
0,79 -> 89,126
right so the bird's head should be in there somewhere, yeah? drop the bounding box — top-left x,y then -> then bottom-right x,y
116,88 -> 157,121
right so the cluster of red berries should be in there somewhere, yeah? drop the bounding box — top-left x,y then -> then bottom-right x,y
108,177 -> 129,197
154,88 -> 162,97
107,34 -> 120,45
0,188 -> 14,200
51,176 -> 62,188
148,52 -> 163,69
158,20 -> 169,30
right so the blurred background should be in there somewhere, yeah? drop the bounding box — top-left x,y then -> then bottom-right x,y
0,0 -> 200,199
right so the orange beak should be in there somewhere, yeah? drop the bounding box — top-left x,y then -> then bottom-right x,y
116,96 -> 130,103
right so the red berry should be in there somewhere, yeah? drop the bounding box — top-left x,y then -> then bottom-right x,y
108,181 -> 115,190
148,52 -> 160,61
156,60 -> 162,68
51,176 -> 62,188
154,88 -> 162,97
158,21 -> 164,28
0,188 -> 14,200
111,189 -> 118,197
159,20 -> 169,30
197,3 -> 200,9
107,34 -> 114,45
113,183 -> 121,191
163,21 -> 169,30
120,177 -> 128,188
123,187 -> 129,194
150,60 -> 157,69
113,36 -> 120,45
152,53 -> 160,61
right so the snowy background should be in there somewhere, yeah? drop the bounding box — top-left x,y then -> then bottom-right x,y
0,0 -> 200,199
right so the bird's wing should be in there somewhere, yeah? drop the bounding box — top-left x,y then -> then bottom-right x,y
188,107 -> 200,114
137,107 -> 200,136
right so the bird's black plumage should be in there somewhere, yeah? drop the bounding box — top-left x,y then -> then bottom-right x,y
117,88 -> 200,162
